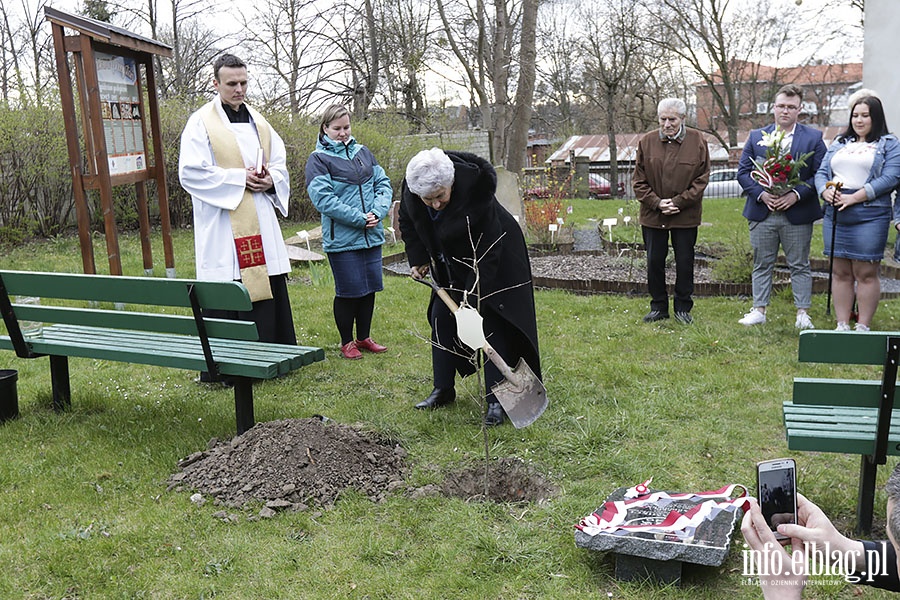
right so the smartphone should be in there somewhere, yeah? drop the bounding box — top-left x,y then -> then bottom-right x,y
757,458 -> 797,540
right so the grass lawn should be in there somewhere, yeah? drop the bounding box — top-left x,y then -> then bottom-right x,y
0,198 -> 898,598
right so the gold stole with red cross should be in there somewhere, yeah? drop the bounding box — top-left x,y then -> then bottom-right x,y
200,101 -> 273,301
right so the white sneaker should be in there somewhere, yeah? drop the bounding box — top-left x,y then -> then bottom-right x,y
835,322 -> 851,331
739,309 -> 766,326
795,312 -> 814,330
855,323 -> 870,332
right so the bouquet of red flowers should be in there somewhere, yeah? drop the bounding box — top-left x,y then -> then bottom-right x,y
750,129 -> 814,197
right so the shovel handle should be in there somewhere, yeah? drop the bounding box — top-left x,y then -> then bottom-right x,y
482,343 -> 516,380
412,276 -> 522,389
413,276 -> 503,357
412,276 -> 461,312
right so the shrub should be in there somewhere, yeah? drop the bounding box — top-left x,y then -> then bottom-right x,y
524,198 -> 564,244
710,235 -> 753,283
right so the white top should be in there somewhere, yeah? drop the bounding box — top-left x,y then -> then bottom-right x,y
831,141 -> 877,191
178,97 -> 291,281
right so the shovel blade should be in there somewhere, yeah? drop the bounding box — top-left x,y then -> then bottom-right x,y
490,358 -> 548,428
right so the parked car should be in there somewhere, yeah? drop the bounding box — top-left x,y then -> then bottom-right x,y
589,174 -> 626,199
705,168 -> 744,198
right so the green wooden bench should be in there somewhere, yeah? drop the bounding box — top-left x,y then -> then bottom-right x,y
0,270 -> 324,435
783,329 -> 900,533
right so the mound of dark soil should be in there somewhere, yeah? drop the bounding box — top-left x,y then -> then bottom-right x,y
167,418 -> 407,512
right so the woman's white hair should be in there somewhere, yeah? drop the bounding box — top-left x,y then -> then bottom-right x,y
405,148 -> 455,197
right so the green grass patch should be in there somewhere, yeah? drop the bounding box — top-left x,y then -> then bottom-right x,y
0,215 -> 897,598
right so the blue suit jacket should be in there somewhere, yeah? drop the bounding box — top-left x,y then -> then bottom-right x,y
737,123 -> 827,224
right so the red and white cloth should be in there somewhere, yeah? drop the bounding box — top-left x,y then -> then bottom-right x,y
576,481 -> 750,541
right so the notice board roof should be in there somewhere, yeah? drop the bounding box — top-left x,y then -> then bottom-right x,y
45,6 -> 173,57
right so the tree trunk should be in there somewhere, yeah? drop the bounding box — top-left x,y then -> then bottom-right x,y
505,0 -> 538,174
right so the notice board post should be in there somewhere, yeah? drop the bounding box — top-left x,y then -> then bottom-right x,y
46,7 -> 175,277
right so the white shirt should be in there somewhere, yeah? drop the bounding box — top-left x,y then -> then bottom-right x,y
178,98 -> 291,281
831,141 -> 877,191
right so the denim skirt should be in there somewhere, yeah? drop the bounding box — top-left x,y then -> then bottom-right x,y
327,246 -> 384,298
822,198 -> 891,261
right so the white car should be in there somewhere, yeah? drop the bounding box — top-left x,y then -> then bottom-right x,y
705,168 -> 744,198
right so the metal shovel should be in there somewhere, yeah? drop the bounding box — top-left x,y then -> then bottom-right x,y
414,277 -> 548,428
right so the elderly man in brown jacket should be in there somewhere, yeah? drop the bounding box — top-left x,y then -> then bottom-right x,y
633,98 -> 710,324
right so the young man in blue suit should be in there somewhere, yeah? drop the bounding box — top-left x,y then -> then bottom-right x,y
737,84 -> 827,329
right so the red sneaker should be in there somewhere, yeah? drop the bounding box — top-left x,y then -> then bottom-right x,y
355,338 -> 388,353
340,341 -> 362,360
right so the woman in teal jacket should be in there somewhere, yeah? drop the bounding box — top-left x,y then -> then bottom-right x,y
305,105 -> 393,359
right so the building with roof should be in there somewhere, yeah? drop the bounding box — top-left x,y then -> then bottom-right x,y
695,60 -> 863,132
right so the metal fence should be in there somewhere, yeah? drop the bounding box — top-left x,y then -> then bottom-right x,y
521,165 -> 636,200
522,164 -> 746,200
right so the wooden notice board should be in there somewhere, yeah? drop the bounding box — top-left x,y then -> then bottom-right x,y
45,6 -> 175,277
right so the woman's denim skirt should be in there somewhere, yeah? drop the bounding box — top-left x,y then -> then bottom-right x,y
823,196 -> 890,262
327,246 -> 384,297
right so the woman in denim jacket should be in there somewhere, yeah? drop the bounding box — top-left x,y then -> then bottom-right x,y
815,92 -> 900,331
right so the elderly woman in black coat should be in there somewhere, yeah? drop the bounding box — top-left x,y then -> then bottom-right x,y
398,148 -> 542,427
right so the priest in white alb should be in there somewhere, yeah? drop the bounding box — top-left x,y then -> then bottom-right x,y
178,53 -> 296,363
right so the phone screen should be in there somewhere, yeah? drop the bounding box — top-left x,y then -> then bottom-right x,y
757,458 -> 797,539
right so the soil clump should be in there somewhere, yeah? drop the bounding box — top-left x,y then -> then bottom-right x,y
167,418 -> 407,512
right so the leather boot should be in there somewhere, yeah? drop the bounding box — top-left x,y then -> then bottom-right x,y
415,387 -> 455,410
484,402 -> 506,427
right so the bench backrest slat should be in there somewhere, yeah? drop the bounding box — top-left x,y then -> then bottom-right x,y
799,330 -> 894,365
0,270 -> 251,312
11,306 -> 258,340
793,377 -> 882,408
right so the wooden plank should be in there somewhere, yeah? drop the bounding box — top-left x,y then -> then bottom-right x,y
786,430 -> 879,455
798,330 -> 898,365
8,305 -> 257,340
0,271 -> 251,312
792,378 -> 882,407
0,327 -> 323,379
783,404 -> 885,419
787,429 -> 900,456
44,325 -> 314,371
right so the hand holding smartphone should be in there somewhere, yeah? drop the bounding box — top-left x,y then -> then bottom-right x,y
757,458 -> 798,541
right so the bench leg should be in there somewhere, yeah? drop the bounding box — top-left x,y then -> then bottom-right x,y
233,377 -> 255,436
857,455 -> 877,535
0,369 -> 19,423
49,355 -> 71,412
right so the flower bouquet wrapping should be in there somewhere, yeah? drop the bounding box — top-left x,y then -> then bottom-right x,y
750,129 -> 814,197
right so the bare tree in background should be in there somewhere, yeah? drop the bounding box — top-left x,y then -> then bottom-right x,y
436,0 -> 537,172
380,0 -> 433,130
534,7 -> 578,135
0,4 -> 27,105
642,0 -> 802,148
102,0 -> 216,100
0,0 -> 53,108
504,0 -> 537,174
436,0 -> 508,162
241,0 -> 320,113
301,0 -> 382,118
579,0 -> 651,196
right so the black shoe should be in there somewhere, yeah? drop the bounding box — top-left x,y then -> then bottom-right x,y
643,310 -> 669,323
674,311 -> 693,324
415,387 -> 456,410
484,403 -> 506,427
